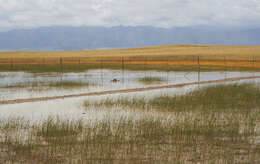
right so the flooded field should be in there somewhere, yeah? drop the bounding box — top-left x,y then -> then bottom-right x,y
0,69 -> 260,163
1,69 -> 260,101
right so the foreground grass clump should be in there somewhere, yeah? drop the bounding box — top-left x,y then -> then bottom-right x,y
86,83 -> 260,112
36,117 -> 83,138
0,114 -> 259,163
138,77 -> 165,85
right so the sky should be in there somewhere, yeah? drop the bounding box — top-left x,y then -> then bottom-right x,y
0,0 -> 260,31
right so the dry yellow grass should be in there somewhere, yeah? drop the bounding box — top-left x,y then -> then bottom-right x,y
1,45 -> 260,59
129,60 -> 260,68
1,45 -> 260,70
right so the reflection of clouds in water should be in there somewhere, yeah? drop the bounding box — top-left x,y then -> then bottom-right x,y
0,98 -> 85,122
0,85 -> 190,122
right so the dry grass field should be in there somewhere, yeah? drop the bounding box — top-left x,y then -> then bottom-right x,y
1,45 -> 260,72
1,45 -> 260,59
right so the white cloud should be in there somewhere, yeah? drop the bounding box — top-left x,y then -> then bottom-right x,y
0,0 -> 259,30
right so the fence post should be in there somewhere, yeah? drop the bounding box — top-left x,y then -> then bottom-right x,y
224,56 -> 227,79
253,56 -> 256,70
254,56 -> 256,69
252,56 -> 255,77
197,56 -> 200,71
11,58 -> 14,70
101,58 -> 103,86
59,57 -> 63,84
248,56 -> 251,71
144,57 -> 147,77
197,56 -> 200,88
167,58 -> 169,85
122,56 -> 125,84
60,57 -> 64,72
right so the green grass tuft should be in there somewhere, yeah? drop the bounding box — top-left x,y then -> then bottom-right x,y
138,77 -> 165,85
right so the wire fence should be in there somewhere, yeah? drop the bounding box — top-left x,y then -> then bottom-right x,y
0,56 -> 260,69
1,56 -> 260,92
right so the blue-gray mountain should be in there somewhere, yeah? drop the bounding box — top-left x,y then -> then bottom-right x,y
0,26 -> 259,51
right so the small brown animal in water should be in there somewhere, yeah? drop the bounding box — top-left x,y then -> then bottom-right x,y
111,79 -> 120,83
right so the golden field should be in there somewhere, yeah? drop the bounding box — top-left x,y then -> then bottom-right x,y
1,45 -> 260,70
1,45 -> 260,59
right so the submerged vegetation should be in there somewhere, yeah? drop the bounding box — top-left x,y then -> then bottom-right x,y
0,81 -> 95,89
138,76 -> 165,84
47,81 -> 94,89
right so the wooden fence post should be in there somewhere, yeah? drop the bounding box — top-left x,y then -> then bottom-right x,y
197,56 -> 200,72
11,58 -> 14,70
101,58 -> 103,86
60,57 -> 63,72
224,56 -> 227,79
197,56 -> 200,88
122,56 -> 125,84
167,58 -> 169,85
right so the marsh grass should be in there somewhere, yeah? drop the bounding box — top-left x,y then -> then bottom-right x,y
0,115 -> 259,163
0,83 -> 260,163
36,117 -> 83,138
86,83 -> 260,113
150,83 -> 260,113
138,77 -> 165,85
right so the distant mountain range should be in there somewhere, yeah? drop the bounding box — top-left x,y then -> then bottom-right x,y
0,26 -> 259,51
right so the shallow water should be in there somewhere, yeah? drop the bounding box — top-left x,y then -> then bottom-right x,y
0,81 -> 258,123
1,70 -> 260,101
0,70 -> 260,122
0,86 -> 191,122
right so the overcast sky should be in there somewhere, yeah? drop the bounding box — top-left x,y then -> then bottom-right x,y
0,0 -> 260,31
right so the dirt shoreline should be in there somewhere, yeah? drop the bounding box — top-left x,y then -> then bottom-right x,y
1,75 -> 260,105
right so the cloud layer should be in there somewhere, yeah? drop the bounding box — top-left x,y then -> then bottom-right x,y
0,0 -> 260,30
